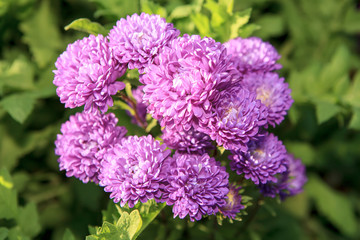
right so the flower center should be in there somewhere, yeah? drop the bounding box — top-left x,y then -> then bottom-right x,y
256,87 -> 272,107
249,148 -> 266,165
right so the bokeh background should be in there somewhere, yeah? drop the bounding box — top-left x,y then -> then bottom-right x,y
0,0 -> 359,239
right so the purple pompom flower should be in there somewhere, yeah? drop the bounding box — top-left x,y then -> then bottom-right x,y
54,34 -> 126,113
242,72 -> 293,127
99,135 -> 171,208
160,152 -> 229,221
260,154 -> 307,200
204,87 -> 268,151
229,133 -> 288,184
224,37 -> 281,73
161,127 -> 214,154
220,184 -> 244,219
141,34 -> 234,132
55,111 -> 127,183
108,13 -> 180,71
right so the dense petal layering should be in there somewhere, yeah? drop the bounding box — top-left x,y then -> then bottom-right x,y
205,87 -> 268,151
55,111 -> 127,183
242,72 -> 293,127
259,154 -> 307,200
142,34 -> 235,131
220,184 -> 244,219
161,127 -> 214,154
108,13 -> 180,71
229,133 -> 288,184
54,34 -> 126,113
99,135 -> 171,208
224,37 -> 282,73
160,152 -> 229,221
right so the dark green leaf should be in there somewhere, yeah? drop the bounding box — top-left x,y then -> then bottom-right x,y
65,18 -> 108,35
0,56 -> 35,94
17,202 -> 41,237
319,45 -> 350,92
1,93 -> 36,124
0,168 -> 18,219
284,141 -> 315,166
255,14 -> 284,38
345,72 -> 360,108
306,175 -> 357,237
90,0 -> 139,19
349,107 -> 360,130
343,8 -> 360,33
63,229 -> 76,240
20,0 -> 62,68
238,23 -> 260,38
314,99 -> 340,124
0,227 -> 8,240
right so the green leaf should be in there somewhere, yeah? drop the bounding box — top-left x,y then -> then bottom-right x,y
0,227 -> 9,240
229,8 -> 252,39
284,141 -> 315,166
314,99 -> 340,124
255,14 -> 284,38
319,45 -> 350,92
168,5 -> 194,21
63,229 -> 76,240
140,0 -> 167,18
20,0 -> 62,68
343,7 -> 360,33
306,175 -> 357,237
191,13 -> 212,38
0,56 -> 35,94
97,221 -> 129,240
237,23 -> 260,38
345,72 -> 360,108
349,107 -> 360,130
0,168 -> 18,219
89,0 -> 139,19
7,227 -> 30,240
17,202 -> 41,237
219,0 -> 233,14
130,201 -> 165,239
65,18 -> 108,35
1,93 -> 36,123
125,210 -> 142,239
204,0 -> 228,28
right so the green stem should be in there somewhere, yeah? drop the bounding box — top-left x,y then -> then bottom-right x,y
117,92 -> 147,129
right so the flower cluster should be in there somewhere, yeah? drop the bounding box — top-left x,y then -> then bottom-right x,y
54,12 -> 306,222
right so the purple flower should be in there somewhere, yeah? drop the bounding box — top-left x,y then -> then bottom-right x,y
242,72 -> 293,127
54,34 -> 126,113
260,154 -> 307,200
108,13 -> 180,71
229,133 -> 288,184
204,87 -> 268,151
55,111 -> 127,183
220,184 -> 244,219
141,34 -> 234,132
99,135 -> 171,208
160,152 -> 229,221
224,37 -> 281,73
161,127 -> 214,154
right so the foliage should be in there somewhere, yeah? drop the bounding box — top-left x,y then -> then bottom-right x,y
0,0 -> 360,239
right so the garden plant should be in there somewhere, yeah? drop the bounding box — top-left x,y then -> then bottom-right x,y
0,0 -> 360,240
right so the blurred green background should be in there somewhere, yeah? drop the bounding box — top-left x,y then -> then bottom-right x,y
0,0 -> 360,239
